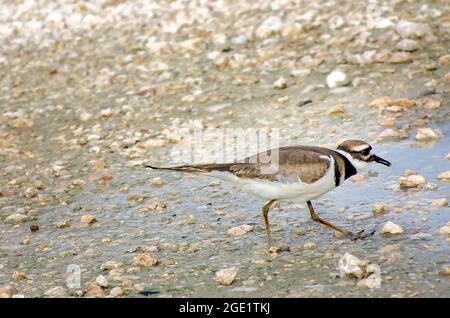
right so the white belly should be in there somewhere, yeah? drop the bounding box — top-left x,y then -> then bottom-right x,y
207,156 -> 337,201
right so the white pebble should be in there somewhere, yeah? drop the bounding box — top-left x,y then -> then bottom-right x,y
95,275 -> 108,288
338,253 -> 368,279
399,175 -> 426,189
372,202 -> 389,214
4,213 -> 30,224
431,198 -> 448,207
227,224 -> 254,236
80,215 -> 96,224
109,287 -> 124,297
439,223 -> 450,236
100,261 -> 123,270
396,39 -> 419,52
396,20 -> 433,39
150,177 -> 163,186
273,77 -> 288,89
437,171 -> 450,181
326,70 -> 349,88
255,16 -> 283,39
415,128 -> 440,141
216,267 -> 239,285
380,221 -> 404,234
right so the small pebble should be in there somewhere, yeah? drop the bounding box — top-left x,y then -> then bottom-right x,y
4,213 -> 31,224
272,77 -> 288,89
80,215 -> 96,224
431,198 -> 448,207
85,284 -> 104,298
303,242 -> 316,249
56,220 -> 70,228
338,253 -> 369,279
439,222 -> 450,236
24,187 -> 38,198
297,99 -> 312,107
378,128 -> 401,141
139,200 -> 167,212
100,261 -> 123,271
394,98 -> 415,108
439,54 -> 450,65
396,20 -> 433,39
415,128 -> 440,141
326,70 -> 349,88
227,224 -> 254,236
441,266 -> 450,276
369,97 -> 392,107
410,233 -> 432,240
137,86 -> 156,97
291,68 -> 311,77
326,105 -> 346,116
96,275 -> 108,288
33,180 -> 45,190
150,177 -> 163,186
372,202 -> 389,214
444,72 -> 450,81
110,287 -> 124,297
421,98 -> 441,110
380,221 -> 404,234
437,171 -> 450,181
277,96 -> 289,103
255,16 -> 283,39
44,286 -> 67,298
216,266 -> 239,286
395,39 -> 419,52
0,286 -> 18,298
404,169 -> 416,176
356,264 -> 382,289
399,175 -> 426,189
12,272 -> 27,281
134,253 -> 159,267
388,52 -> 413,64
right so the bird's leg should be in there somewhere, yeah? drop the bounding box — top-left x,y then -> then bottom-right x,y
262,199 -> 277,248
306,201 -> 374,241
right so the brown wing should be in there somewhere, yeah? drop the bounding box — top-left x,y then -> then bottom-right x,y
230,146 -> 333,184
275,147 -> 332,183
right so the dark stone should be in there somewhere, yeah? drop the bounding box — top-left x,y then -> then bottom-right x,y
297,99 -> 312,107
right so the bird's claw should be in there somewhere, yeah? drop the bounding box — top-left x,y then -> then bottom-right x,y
347,229 -> 375,241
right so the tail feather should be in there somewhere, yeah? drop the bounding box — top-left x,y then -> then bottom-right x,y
145,163 -> 234,173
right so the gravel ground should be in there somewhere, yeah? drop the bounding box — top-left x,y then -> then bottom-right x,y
0,0 -> 449,298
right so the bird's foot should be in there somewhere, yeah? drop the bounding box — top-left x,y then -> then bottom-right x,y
346,229 -> 375,241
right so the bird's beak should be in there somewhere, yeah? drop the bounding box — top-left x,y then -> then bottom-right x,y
370,154 -> 391,167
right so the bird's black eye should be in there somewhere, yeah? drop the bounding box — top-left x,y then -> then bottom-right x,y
361,148 -> 370,156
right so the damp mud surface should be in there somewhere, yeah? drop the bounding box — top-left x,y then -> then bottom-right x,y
0,0 -> 449,297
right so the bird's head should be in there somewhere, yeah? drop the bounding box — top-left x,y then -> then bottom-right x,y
337,140 -> 391,169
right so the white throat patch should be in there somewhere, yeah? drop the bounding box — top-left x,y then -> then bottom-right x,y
352,158 -> 368,170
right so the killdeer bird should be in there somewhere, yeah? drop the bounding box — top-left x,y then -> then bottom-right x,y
146,140 -> 391,248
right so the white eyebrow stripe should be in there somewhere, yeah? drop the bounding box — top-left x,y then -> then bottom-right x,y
352,144 -> 370,152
